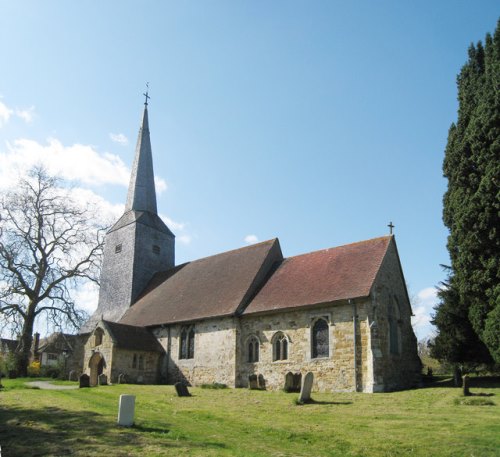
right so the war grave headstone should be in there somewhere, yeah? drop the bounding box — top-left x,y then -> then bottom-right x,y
117,394 -> 135,426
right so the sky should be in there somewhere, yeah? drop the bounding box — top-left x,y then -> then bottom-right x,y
0,1 -> 498,339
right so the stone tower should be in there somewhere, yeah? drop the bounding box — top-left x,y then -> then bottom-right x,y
81,97 -> 175,332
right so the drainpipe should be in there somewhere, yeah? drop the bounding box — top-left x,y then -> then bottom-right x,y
350,299 -> 358,392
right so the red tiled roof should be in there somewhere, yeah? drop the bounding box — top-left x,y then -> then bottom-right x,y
119,239 -> 283,327
243,236 -> 392,315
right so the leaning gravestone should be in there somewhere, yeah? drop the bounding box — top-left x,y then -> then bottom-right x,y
117,394 -> 135,427
299,372 -> 314,403
284,372 -> 294,392
174,382 -> 191,397
248,374 -> 259,390
98,373 -> 108,386
79,373 -> 90,388
68,370 -> 78,381
118,373 -> 127,384
258,374 -> 266,390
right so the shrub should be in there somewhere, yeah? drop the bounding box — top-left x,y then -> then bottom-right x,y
27,361 -> 41,377
200,382 -> 227,389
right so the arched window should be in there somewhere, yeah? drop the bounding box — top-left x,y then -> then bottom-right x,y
273,332 -> 288,361
312,318 -> 329,358
93,328 -> 104,347
138,354 -> 144,370
180,326 -> 195,359
132,353 -> 137,369
247,336 -> 260,363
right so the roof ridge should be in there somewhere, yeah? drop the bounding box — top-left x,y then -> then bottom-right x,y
282,235 -> 393,261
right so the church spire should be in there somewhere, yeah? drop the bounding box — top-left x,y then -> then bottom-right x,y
125,92 -> 157,214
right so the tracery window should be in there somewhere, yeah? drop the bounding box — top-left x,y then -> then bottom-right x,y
273,332 -> 288,361
247,336 -> 260,363
312,318 -> 329,358
180,326 -> 195,359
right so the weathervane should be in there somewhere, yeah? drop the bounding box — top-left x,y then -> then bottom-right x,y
388,221 -> 395,235
143,82 -> 150,106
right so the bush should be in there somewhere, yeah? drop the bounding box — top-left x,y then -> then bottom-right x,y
27,361 -> 41,377
40,365 -> 61,379
200,382 -> 227,389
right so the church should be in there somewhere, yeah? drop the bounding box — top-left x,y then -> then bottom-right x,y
79,98 -> 421,392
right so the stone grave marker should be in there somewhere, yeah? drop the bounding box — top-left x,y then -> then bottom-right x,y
258,374 -> 266,390
248,374 -> 258,390
68,370 -> 78,382
118,373 -> 127,384
174,382 -> 191,397
79,373 -> 90,388
462,374 -> 471,396
293,373 -> 302,392
284,372 -> 294,392
299,372 -> 314,403
117,394 -> 135,427
98,373 -> 108,386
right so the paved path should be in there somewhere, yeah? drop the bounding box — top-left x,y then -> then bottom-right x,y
26,380 -> 78,390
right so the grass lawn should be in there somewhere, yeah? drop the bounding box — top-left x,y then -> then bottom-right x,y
0,377 -> 499,457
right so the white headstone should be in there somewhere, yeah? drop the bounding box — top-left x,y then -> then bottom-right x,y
117,394 -> 135,427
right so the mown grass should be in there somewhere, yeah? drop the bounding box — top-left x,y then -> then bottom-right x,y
0,377 -> 499,457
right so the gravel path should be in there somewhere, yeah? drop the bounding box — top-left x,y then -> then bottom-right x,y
26,380 -> 78,390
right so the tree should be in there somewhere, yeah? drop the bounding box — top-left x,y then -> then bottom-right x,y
0,167 -> 105,376
435,19 -> 500,364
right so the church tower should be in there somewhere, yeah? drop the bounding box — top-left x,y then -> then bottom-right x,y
81,94 -> 175,332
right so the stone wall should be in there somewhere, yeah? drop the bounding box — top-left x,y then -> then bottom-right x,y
238,301 -> 372,392
153,317 -> 238,386
110,347 -> 160,384
369,239 -> 421,391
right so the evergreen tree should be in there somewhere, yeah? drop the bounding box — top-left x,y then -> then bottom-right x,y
435,19 -> 500,364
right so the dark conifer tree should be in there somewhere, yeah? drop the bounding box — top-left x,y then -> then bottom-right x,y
434,19 -> 500,364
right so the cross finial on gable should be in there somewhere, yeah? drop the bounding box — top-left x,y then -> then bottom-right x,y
388,221 -> 395,235
143,82 -> 150,106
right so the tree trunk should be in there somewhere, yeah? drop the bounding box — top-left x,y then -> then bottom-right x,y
15,306 -> 36,377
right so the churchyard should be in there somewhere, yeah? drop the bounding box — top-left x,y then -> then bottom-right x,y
0,377 -> 498,457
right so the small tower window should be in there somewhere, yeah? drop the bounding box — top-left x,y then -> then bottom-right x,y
152,245 -> 160,255
115,244 -> 122,254
93,328 -> 104,347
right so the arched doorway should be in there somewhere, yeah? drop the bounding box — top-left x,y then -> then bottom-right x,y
88,352 -> 105,386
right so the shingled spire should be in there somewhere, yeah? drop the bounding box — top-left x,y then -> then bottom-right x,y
80,93 -> 175,333
125,102 -> 157,214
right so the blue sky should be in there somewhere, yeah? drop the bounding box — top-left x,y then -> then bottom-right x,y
1,1 -> 498,339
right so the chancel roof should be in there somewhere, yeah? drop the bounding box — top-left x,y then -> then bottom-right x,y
119,239 -> 283,327
119,236 -> 393,327
243,236 -> 392,315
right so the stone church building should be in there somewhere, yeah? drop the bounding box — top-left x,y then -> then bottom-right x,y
79,99 -> 421,392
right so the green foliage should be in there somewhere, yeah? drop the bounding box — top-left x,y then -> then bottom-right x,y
437,19 -> 500,364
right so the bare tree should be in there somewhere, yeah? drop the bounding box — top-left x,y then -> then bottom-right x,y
0,167 -> 106,376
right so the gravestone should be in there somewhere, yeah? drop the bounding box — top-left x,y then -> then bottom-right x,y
118,373 -> 127,384
248,374 -> 258,390
462,375 -> 471,396
293,373 -> 302,392
98,373 -> 108,386
79,373 -> 90,388
284,372 -> 294,392
68,370 -> 78,382
174,382 -> 191,397
258,374 -> 266,390
299,372 -> 314,403
117,394 -> 135,427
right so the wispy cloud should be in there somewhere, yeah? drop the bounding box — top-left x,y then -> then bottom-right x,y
244,234 -> 259,244
109,132 -> 128,146
0,100 -> 13,126
411,287 -> 438,340
0,100 -> 36,126
16,106 -> 35,123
